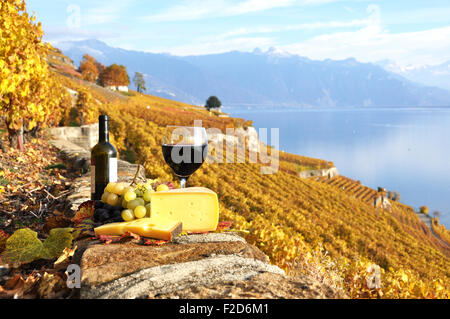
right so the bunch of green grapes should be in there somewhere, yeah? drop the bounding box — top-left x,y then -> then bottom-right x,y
100,181 -> 170,222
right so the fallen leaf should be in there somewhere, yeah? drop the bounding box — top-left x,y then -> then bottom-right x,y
0,273 -> 40,299
143,239 -> 168,246
38,272 -> 67,299
0,229 -> 43,266
216,221 -> 233,231
54,246 -> 77,270
73,219 -> 95,239
98,235 -> 119,245
97,232 -> 141,245
0,230 -> 9,253
42,216 -> 72,234
41,228 -> 76,260
71,201 -> 95,224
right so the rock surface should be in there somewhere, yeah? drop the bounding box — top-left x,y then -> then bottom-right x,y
79,233 -> 281,299
155,272 -> 347,299
80,234 -> 269,288
78,233 -> 346,299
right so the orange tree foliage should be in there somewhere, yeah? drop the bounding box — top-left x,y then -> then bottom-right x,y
78,54 -> 99,82
99,63 -> 130,87
0,0 -> 67,146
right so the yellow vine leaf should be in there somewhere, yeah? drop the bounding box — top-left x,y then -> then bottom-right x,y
0,228 -> 43,266
40,228 -> 77,260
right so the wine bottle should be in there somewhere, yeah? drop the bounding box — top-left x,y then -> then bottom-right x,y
91,115 -> 118,200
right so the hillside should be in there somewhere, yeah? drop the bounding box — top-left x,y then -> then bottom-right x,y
45,51 -> 450,298
58,39 -> 450,107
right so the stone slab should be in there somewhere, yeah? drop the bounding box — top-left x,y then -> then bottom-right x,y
80,237 -> 268,287
155,272 -> 347,299
81,254 -> 285,299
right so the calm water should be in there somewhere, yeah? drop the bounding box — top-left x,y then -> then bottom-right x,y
225,107 -> 450,228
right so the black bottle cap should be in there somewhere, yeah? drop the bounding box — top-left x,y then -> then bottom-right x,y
99,114 -> 109,122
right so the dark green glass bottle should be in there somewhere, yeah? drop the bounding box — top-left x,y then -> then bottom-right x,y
91,115 -> 117,200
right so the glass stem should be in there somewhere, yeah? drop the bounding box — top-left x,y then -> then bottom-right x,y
180,177 -> 188,188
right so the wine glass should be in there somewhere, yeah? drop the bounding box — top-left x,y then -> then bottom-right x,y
162,126 -> 208,188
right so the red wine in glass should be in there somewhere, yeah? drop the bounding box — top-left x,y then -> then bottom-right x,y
162,144 -> 208,177
162,126 -> 208,188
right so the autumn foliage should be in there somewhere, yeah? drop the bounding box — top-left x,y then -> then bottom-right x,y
75,87 -> 97,126
0,0 -> 449,299
0,0 -> 67,149
99,63 -> 130,87
79,54 -> 99,82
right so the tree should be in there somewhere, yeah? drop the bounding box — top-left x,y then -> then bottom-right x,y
387,190 -> 401,202
0,0 -> 64,150
205,96 -> 222,111
99,64 -> 129,87
420,206 -> 429,215
79,54 -> 99,82
432,211 -> 441,219
133,72 -> 146,93
75,88 -> 96,126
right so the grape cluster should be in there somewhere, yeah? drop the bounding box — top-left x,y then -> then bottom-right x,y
93,200 -> 123,224
94,181 -> 170,224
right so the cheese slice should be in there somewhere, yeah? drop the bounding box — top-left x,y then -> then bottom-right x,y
124,218 -> 182,241
94,218 -> 182,241
150,187 -> 219,232
94,222 -> 129,237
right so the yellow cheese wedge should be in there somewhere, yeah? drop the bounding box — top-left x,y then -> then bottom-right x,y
150,187 -> 219,232
94,218 -> 183,241
94,221 -> 129,237
124,218 -> 182,241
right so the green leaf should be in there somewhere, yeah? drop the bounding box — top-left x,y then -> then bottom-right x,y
41,228 -> 75,260
0,228 -> 43,266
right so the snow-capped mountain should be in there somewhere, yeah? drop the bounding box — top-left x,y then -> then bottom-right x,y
378,60 -> 450,91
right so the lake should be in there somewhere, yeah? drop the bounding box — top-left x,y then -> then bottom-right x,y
225,107 -> 450,228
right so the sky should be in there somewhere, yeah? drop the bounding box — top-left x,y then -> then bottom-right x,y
27,0 -> 450,67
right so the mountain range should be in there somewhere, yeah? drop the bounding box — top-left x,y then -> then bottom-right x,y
57,39 -> 450,108
377,60 -> 450,92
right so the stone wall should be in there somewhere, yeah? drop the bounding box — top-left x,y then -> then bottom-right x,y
49,124 -> 99,150
299,167 -> 340,179
50,124 -> 263,155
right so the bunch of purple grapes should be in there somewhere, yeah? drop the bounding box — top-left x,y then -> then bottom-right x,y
93,200 -> 123,225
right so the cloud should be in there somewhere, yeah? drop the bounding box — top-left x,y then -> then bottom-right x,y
43,27 -> 120,43
142,0 -> 299,23
82,0 -> 134,26
216,16 -> 374,39
280,5 -> 450,66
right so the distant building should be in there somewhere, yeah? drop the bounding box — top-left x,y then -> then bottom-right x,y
105,85 -> 129,92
